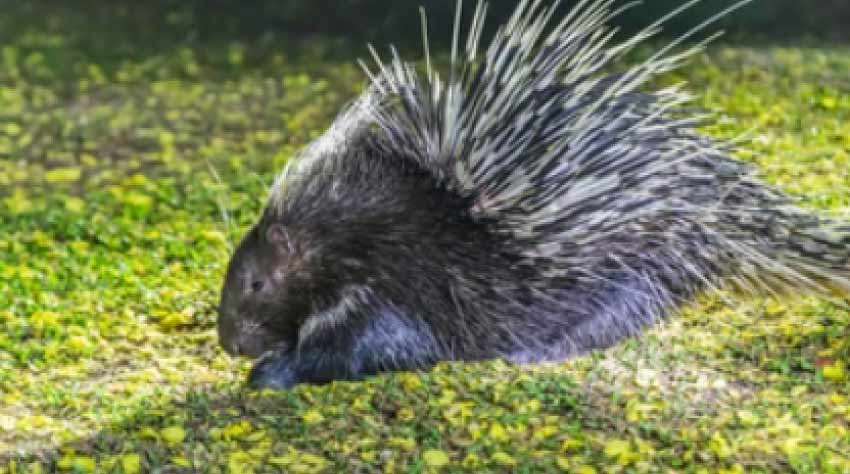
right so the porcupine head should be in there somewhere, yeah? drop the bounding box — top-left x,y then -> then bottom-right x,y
218,0 -> 850,388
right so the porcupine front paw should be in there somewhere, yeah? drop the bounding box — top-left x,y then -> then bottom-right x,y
247,350 -> 297,390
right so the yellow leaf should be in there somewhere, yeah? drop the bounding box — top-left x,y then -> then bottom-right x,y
139,427 -> 159,439
302,410 -> 324,425
603,439 -> 636,466
57,456 -> 74,470
828,392 -> 846,405
635,438 -> 655,455
718,464 -> 745,474
200,230 -> 226,244
488,422 -> 509,443
268,457 -> 295,467
396,408 -> 415,421
560,438 -> 584,452
399,373 -> 422,391
65,197 -> 85,213
603,439 -> 630,458
171,457 -> 191,468
736,410 -> 758,427
123,192 -> 153,209
763,300 -> 785,316
16,415 -> 51,430
160,426 -> 186,445
228,451 -> 253,473
57,456 -> 95,472
81,153 -> 97,166
823,362 -> 846,382
387,437 -> 417,452
3,188 -> 32,215
45,167 -> 81,183
268,447 -> 299,466
70,240 -> 90,253
289,464 -> 321,474
555,457 -> 571,470
120,454 -> 140,474
436,389 -> 456,406
157,308 -> 193,330
821,96 -> 838,109
126,173 -> 150,186
246,430 -> 267,442
491,452 -> 516,466
5,123 -> 21,136
709,432 -> 734,459
67,335 -> 92,352
461,453 -> 480,468
532,425 -> 559,441
779,437 -> 803,457
220,421 -> 252,439
30,311 -> 60,330
298,453 -> 329,467
518,399 -> 541,413
75,457 -> 96,472
422,449 -> 450,468
287,452 -> 330,473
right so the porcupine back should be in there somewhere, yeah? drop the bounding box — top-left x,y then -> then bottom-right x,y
268,0 -> 850,363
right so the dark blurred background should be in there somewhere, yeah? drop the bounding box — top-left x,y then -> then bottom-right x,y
9,0 -> 850,55
164,0 -> 850,42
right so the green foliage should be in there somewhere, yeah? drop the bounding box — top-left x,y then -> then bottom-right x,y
0,3 -> 849,473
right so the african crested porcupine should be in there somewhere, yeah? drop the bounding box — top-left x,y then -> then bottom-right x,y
217,0 -> 850,389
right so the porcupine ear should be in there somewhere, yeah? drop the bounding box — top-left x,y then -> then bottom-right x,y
266,224 -> 295,254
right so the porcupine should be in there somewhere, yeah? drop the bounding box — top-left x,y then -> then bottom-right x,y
217,0 -> 850,389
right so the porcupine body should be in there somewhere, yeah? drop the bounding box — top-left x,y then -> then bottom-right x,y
217,0 -> 850,389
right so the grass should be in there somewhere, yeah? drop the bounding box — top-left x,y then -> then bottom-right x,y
0,3 -> 849,473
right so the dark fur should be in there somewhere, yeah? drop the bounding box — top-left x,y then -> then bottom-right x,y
219,145 -> 704,388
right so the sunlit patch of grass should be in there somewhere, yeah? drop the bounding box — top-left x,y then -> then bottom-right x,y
0,3 -> 848,472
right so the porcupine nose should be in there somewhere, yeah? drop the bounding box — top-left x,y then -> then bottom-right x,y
217,301 -> 243,356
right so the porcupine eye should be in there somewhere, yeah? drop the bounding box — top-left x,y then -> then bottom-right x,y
239,265 -> 269,297
243,222 -> 294,300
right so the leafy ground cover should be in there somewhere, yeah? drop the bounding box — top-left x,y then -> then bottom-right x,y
0,4 -> 849,473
